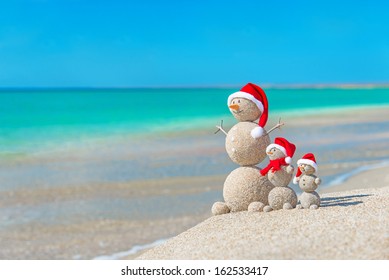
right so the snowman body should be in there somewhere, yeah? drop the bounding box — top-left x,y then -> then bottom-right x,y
267,165 -> 294,188
298,174 -> 321,209
298,174 -> 318,191
213,126 -> 274,215
225,122 -> 270,166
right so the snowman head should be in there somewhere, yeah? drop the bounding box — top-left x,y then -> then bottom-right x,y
228,97 -> 261,122
265,137 -> 296,163
293,153 -> 319,184
227,83 -> 268,134
266,146 -> 286,160
298,164 -> 316,175
296,153 -> 318,176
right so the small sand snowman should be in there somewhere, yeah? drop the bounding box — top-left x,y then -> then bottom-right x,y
294,153 -> 321,210
261,137 -> 298,212
212,83 -> 282,215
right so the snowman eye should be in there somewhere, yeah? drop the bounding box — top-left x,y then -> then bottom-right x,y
238,100 -> 241,103
232,101 -> 235,104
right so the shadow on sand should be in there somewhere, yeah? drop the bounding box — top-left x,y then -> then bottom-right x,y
320,194 -> 372,208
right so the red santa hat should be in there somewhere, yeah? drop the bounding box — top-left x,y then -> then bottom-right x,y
293,153 -> 318,184
227,83 -> 269,138
265,137 -> 296,164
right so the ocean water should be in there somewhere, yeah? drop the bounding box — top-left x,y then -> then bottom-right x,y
1,87 -> 389,155
1,87 -> 389,192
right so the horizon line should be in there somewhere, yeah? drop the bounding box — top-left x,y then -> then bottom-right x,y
1,82 -> 389,90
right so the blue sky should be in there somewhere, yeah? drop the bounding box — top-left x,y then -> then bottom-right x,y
0,0 -> 388,87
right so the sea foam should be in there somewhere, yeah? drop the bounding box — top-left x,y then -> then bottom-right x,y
325,160 -> 389,187
93,238 -> 170,260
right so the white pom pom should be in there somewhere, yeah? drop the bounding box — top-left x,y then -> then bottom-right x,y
285,156 -> 292,164
293,177 -> 299,184
250,126 -> 264,139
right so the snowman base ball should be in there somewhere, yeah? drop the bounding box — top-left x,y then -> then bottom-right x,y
211,166 -> 274,215
299,191 -> 320,209
267,186 -> 297,210
225,122 -> 270,166
224,166 -> 274,212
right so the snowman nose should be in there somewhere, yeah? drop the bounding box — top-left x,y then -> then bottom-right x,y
229,104 -> 240,110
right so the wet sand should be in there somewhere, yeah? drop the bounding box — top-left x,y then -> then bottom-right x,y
0,177 -> 220,259
0,106 -> 388,259
0,214 -> 210,260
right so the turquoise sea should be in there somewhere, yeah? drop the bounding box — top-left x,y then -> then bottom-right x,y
1,87 -> 389,155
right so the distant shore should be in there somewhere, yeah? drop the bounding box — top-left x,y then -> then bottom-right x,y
1,83 -> 389,90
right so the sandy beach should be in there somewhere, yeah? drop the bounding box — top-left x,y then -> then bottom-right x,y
137,162 -> 389,259
138,186 -> 389,259
1,106 -> 389,259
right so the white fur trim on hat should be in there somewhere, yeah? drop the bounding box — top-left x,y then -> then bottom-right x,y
266,143 -> 287,156
293,177 -> 299,184
250,126 -> 264,139
285,156 -> 292,164
297,159 -> 318,171
228,91 -> 264,113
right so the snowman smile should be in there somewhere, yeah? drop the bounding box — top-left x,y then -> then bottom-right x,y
233,109 -> 243,114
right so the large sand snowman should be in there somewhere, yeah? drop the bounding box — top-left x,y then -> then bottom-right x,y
212,83 -> 282,215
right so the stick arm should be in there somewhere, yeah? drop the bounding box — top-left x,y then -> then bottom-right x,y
265,118 -> 285,135
214,120 -> 228,136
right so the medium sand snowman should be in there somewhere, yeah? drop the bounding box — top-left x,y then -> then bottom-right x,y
212,83 -> 282,215
293,153 -> 321,210
260,137 -> 298,212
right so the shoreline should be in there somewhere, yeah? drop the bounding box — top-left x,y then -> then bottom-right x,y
93,238 -> 170,260
324,160 -> 389,187
323,164 -> 389,194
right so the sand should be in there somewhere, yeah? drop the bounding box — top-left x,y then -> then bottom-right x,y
138,186 -> 389,259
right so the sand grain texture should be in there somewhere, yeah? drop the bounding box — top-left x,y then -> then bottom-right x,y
138,187 -> 389,259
